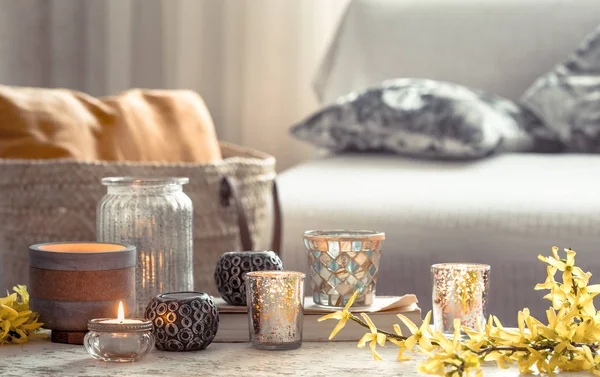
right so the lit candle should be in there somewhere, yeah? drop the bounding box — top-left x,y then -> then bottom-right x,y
101,302 -> 143,325
84,301 -> 155,362
96,302 -> 145,355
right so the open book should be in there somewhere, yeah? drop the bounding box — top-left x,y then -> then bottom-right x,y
214,294 -> 422,342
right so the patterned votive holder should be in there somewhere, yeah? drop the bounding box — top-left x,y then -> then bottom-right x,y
303,230 -> 385,307
145,292 -> 219,352
214,251 -> 284,306
431,263 -> 490,334
245,271 -> 305,350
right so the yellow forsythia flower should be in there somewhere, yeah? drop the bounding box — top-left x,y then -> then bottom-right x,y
322,247 -> 600,376
397,311 -> 434,352
357,313 -> 386,361
0,285 -> 45,345
317,290 -> 359,340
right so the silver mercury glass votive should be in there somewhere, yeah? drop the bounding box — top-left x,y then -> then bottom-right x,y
431,263 -> 490,334
245,271 -> 305,350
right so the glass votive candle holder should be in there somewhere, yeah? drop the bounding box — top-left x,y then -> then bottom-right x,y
245,271 -> 305,350
84,318 -> 155,362
303,230 -> 385,307
431,263 -> 490,334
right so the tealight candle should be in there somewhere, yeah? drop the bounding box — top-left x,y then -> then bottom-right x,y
84,301 -> 155,362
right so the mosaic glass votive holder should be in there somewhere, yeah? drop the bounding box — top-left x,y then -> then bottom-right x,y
245,271 -> 305,350
432,263 -> 490,334
303,230 -> 385,307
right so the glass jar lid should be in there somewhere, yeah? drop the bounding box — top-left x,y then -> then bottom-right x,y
101,177 -> 189,186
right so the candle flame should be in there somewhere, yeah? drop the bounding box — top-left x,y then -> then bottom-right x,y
117,301 -> 125,321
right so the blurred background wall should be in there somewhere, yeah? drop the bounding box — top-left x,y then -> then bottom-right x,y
0,0 -> 349,170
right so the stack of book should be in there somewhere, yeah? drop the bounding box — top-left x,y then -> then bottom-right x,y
214,294 -> 422,342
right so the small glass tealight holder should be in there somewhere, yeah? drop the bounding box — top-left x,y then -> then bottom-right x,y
432,263 -> 490,334
84,318 -> 155,362
245,271 -> 305,350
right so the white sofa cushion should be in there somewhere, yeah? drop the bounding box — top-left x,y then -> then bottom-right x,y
315,0 -> 600,103
522,25 -> 600,151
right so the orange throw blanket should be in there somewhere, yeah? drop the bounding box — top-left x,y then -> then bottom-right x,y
0,86 -> 222,163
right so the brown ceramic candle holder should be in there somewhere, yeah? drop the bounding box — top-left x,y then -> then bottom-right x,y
28,242 -> 136,345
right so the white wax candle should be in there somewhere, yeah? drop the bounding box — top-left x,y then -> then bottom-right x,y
100,319 -> 144,324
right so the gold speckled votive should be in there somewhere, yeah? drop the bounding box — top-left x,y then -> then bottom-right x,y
245,271 -> 305,350
431,263 -> 490,334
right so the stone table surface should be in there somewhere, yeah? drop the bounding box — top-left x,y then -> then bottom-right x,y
0,338 -> 590,377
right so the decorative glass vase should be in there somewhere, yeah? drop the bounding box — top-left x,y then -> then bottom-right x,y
97,177 -> 194,315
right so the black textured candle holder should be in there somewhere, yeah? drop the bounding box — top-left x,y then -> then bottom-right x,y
145,292 -> 219,352
214,251 -> 284,306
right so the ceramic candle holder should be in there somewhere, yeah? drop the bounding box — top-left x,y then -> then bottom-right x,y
28,242 -> 136,344
145,292 -> 219,352
214,251 -> 284,306
431,263 -> 490,334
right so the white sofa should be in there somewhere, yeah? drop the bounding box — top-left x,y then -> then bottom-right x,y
278,0 -> 600,325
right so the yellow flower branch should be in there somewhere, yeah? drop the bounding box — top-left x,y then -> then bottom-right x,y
0,285 -> 45,345
347,313 -> 405,341
319,247 -> 600,376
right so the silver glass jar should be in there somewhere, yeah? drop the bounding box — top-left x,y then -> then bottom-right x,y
97,177 -> 194,315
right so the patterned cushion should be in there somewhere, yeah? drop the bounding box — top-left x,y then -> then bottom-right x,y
291,78 -> 561,159
521,26 -> 600,152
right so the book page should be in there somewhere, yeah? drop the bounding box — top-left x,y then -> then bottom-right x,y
215,295 -> 419,314
303,294 -> 418,314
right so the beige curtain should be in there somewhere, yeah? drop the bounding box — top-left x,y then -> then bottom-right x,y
0,0 -> 349,170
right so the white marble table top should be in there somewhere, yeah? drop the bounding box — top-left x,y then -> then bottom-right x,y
0,338 -> 590,377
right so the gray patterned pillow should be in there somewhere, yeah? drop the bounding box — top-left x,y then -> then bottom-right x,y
521,26 -> 600,152
291,78 -> 560,159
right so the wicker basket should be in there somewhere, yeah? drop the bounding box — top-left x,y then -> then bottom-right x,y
0,142 -> 276,296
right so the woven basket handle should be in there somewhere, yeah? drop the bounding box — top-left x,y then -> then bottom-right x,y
219,176 -> 282,255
